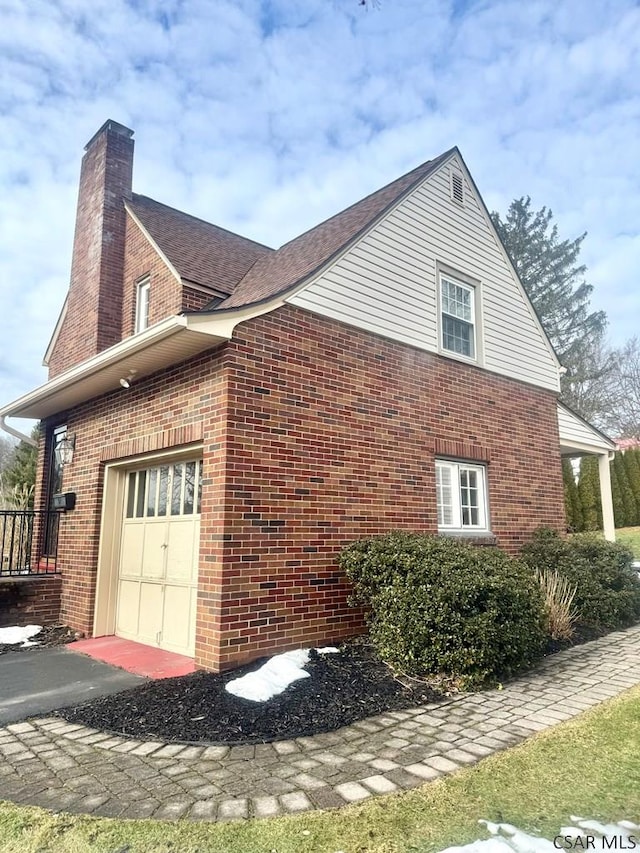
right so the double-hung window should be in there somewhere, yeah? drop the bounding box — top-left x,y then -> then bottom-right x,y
135,277 -> 150,334
435,460 -> 488,532
440,274 -> 475,359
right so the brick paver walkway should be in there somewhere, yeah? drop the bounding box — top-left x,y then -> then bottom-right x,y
1,625 -> 639,821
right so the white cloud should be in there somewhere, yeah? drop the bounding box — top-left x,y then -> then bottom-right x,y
1,0 -> 639,422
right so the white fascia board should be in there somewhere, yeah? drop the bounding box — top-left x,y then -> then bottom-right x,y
558,403 -> 616,453
284,152 -> 461,307
1,301 -> 285,421
1,316 -> 188,419
185,298 -> 285,336
124,203 -> 182,284
560,440 -> 615,457
43,295 -> 68,367
454,153 -> 562,372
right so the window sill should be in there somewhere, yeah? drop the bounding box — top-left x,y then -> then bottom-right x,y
438,530 -> 497,547
438,348 -> 480,368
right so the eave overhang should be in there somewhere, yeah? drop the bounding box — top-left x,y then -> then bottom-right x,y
1,313 -> 241,421
558,402 -> 616,457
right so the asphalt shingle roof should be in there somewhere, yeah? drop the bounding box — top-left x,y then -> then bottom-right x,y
215,149 -> 455,310
128,194 -> 273,296
128,149 -> 454,311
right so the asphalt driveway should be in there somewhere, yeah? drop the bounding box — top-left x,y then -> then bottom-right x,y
0,646 -> 145,725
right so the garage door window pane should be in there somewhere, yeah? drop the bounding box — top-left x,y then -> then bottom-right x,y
126,472 -> 136,519
158,466 -> 169,516
171,464 -> 183,515
197,463 -> 202,513
184,461 -> 196,514
136,471 -> 146,518
146,469 -> 158,517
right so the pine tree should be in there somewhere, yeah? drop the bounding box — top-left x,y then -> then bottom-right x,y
491,198 -> 610,421
2,427 -> 38,507
578,456 -> 602,531
562,458 -> 583,531
622,448 -> 640,526
610,460 -> 626,528
613,452 -> 636,530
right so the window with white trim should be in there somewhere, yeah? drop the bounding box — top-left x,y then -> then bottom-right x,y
435,460 -> 488,531
135,277 -> 150,333
440,274 -> 475,359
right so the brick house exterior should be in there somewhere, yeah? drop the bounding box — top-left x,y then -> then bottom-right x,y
1,120 -> 615,671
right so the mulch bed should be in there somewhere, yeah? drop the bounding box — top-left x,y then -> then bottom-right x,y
57,641 -> 445,745
0,624 -> 77,656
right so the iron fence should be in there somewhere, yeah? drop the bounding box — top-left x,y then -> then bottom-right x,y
0,510 -> 60,576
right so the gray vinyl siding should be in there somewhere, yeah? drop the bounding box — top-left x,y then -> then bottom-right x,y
288,155 -> 559,392
558,404 -> 615,452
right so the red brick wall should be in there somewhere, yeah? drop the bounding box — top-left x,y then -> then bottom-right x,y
39,303 -> 564,672
42,348 -> 229,637
182,285 -> 216,312
209,304 -> 565,669
0,576 -> 62,628
121,213 -> 183,338
49,123 -> 134,378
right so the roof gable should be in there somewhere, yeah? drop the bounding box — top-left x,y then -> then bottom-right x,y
286,151 -> 560,392
215,150 -> 455,310
129,194 -> 273,296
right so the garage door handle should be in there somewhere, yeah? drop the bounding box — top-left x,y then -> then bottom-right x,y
160,543 -> 168,549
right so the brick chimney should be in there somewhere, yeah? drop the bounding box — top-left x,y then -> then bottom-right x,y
48,120 -> 134,377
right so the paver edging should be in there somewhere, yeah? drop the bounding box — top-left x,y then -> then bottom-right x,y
0,623 -> 638,821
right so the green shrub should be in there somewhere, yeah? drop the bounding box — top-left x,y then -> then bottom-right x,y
521,528 -> 640,634
339,533 -> 547,686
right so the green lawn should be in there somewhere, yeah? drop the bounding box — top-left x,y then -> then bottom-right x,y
617,526 -> 640,559
1,686 -> 639,853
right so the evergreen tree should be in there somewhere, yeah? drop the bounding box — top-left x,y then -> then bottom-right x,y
562,458 -> 583,531
610,460 -> 626,528
577,456 -> 602,531
3,427 -> 38,505
613,452 -> 636,530
622,448 -> 640,526
491,198 -> 610,419
0,436 -> 16,476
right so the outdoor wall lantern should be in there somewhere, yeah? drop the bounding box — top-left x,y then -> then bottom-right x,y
54,433 -> 76,468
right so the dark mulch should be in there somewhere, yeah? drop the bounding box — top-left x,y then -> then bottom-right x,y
57,642 -> 445,745
0,624 -> 78,656
543,625 -> 610,656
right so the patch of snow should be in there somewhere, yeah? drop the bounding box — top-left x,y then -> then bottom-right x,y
438,818 -> 639,852
225,647 -> 339,703
0,625 -> 42,646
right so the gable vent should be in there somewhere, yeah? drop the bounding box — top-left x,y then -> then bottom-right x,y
450,169 -> 465,205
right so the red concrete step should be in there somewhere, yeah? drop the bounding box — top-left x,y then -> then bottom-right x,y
69,636 -> 196,679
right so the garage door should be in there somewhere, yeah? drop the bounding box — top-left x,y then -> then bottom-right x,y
115,459 -> 202,656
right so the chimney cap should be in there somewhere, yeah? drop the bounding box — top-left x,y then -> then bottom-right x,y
84,120 -> 134,151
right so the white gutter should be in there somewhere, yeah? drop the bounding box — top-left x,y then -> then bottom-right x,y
0,415 -> 37,446
0,315 -> 189,421
0,300 -> 284,423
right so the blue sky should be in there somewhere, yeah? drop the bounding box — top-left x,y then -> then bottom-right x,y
2,0 -> 639,428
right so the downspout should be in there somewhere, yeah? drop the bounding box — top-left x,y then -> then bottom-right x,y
0,415 -> 37,447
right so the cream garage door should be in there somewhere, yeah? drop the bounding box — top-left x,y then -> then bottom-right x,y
116,459 -> 202,656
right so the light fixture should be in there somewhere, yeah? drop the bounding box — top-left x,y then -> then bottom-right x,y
119,369 -> 137,390
54,433 -> 75,467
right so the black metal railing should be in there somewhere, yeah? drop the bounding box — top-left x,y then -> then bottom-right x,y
0,510 -> 60,576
